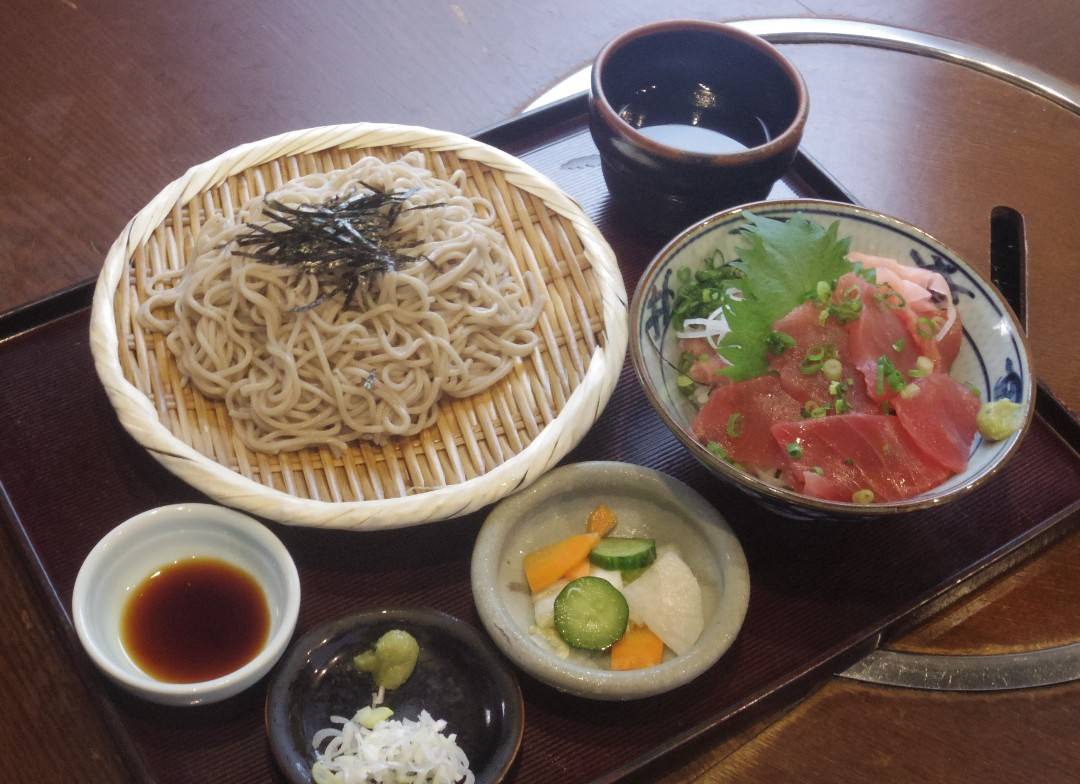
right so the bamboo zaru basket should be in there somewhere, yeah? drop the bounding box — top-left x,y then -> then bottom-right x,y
90,124 -> 627,529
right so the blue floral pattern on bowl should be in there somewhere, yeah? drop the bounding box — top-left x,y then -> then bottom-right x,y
630,200 -> 1035,518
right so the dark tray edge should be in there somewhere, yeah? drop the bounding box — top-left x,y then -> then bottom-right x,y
0,482 -> 158,782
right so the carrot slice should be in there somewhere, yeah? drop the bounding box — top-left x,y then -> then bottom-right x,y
586,504 -> 617,537
524,533 -> 600,593
610,624 -> 665,671
562,559 -> 591,580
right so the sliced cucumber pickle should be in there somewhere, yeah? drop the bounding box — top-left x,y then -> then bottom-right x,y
588,537 -> 657,571
553,576 -> 629,651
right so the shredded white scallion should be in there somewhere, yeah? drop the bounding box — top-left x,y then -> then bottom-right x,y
675,304 -> 731,348
927,277 -> 956,342
311,709 -> 474,784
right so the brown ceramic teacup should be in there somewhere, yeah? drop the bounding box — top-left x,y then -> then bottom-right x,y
589,20 -> 809,234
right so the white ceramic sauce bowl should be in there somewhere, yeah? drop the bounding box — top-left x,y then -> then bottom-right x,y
72,503 -> 300,706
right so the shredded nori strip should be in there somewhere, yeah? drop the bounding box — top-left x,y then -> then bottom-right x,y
233,184 -> 440,311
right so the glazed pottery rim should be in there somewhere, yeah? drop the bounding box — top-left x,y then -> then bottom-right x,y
264,607 -> 525,784
591,19 -> 809,165
471,460 -> 751,700
71,502 -> 301,704
628,198 -> 1036,516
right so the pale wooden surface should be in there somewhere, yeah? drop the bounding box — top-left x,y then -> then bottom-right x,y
1,1 -> 1078,781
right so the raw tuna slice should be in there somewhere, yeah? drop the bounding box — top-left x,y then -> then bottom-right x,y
678,338 -> 729,386
692,375 -> 802,475
800,470 -> 851,501
893,373 -> 981,473
769,302 -> 877,414
937,318 -> 963,370
842,273 -> 922,402
848,252 -> 953,316
771,413 -> 951,502
848,253 -> 962,372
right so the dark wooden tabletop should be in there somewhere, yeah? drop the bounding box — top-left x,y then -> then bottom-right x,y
2,1 -> 1078,782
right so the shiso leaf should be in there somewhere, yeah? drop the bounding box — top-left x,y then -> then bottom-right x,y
716,213 -> 853,380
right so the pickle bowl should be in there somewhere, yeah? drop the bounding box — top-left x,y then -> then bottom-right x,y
470,461 -> 750,701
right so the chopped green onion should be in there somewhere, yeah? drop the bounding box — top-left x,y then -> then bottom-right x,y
816,280 -> 832,303
852,489 -> 875,504
899,383 -> 921,399
786,441 -> 804,459
799,361 -> 823,375
964,382 -> 982,399
670,250 -> 742,330
676,374 -> 694,389
766,330 -> 797,356
915,355 -> 934,374
811,466 -> 825,476
892,338 -> 905,352
822,358 -> 843,381
834,398 -> 851,414
823,290 -> 863,324
916,316 -> 936,338
876,355 -> 906,396
726,412 -> 744,438
880,286 -> 906,309
828,379 -> 846,397
707,441 -> 729,460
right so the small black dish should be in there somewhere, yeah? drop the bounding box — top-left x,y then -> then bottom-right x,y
265,608 -> 524,784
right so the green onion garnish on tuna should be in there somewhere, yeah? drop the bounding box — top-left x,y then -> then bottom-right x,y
710,213 -> 853,381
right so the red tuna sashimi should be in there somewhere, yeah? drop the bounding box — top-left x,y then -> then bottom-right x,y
771,413 -> 951,502
893,373 -> 981,473
848,252 -> 953,316
678,337 -> 730,386
938,318 -> 963,370
800,470 -> 851,501
842,273 -> 922,402
842,253 -> 963,373
769,302 -> 877,414
847,253 -> 963,372
693,375 -> 802,475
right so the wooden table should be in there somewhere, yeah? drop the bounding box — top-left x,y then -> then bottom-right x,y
2,1 -> 1077,781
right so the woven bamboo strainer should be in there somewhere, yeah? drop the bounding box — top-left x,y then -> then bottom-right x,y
90,123 -> 626,529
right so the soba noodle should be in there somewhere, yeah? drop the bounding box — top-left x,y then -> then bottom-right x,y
137,152 -> 545,454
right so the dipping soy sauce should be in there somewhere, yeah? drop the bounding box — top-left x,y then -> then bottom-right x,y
616,78 -> 771,155
121,557 -> 270,683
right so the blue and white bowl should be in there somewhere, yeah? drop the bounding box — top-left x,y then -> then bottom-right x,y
629,200 -> 1034,518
